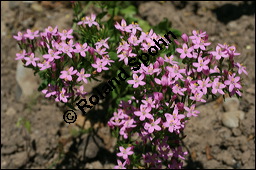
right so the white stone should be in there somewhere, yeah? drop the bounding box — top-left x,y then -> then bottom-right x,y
15,60 -> 40,100
221,112 -> 239,128
223,97 -> 240,112
233,110 -> 245,120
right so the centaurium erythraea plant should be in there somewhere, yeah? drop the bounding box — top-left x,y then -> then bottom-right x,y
14,10 -> 247,169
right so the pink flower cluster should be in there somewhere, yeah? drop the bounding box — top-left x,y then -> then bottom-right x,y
14,21 -> 114,104
107,20 -> 247,168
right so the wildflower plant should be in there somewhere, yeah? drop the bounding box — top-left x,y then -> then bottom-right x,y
14,1 -> 247,169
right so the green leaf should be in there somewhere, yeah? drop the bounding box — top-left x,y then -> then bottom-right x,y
109,51 -> 118,60
24,120 -> 31,133
153,18 -> 172,34
120,5 -> 137,17
108,6 -> 119,16
169,28 -> 182,37
210,73 -> 221,77
136,18 -> 151,32
38,79 -> 49,91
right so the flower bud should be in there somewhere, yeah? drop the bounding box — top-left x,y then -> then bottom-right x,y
181,33 -> 188,43
174,39 -> 180,45
88,47 -> 95,55
177,102 -> 184,111
51,63 -> 57,72
171,94 -> 177,101
153,92 -> 163,101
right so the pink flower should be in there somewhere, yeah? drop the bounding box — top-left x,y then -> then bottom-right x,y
125,22 -> 142,35
192,37 -> 211,50
37,60 -> 51,70
128,34 -> 141,46
189,30 -> 207,40
76,68 -> 91,84
75,85 -> 88,98
227,46 -> 240,57
197,77 -> 212,94
224,73 -> 241,92
142,63 -> 161,75
61,43 -> 73,58
210,65 -> 220,74
154,75 -> 173,87
184,104 -> 200,117
190,92 -> 206,102
166,64 -> 185,81
91,58 -> 109,73
24,53 -> 40,67
24,29 -> 39,40
78,14 -> 99,27
117,49 -> 136,65
144,118 -> 161,133
59,29 -> 73,41
42,84 -> 57,98
59,67 -> 77,81
163,113 -> 180,133
115,19 -> 129,32
13,31 -> 25,41
176,43 -> 193,59
44,26 -> 58,36
189,83 -> 200,94
192,56 -> 210,72
134,105 -> 153,121
95,46 -> 108,55
235,63 -> 248,75
15,50 -> 26,60
74,43 -> 88,57
142,97 -> 156,108
43,49 -> 61,62
163,55 -> 178,65
172,84 -> 187,96
117,146 -> 134,160
127,74 -> 146,88
211,46 -> 228,60
95,37 -> 110,49
56,88 -> 69,103
114,159 -> 127,169
211,78 -> 226,95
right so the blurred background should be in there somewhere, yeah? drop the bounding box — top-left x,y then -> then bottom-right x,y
1,1 -> 255,169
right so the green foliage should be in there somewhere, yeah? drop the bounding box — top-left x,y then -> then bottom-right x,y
16,117 -> 31,133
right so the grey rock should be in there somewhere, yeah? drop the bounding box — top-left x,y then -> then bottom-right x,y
16,60 -> 40,101
5,107 -> 16,116
79,134 -> 104,159
9,1 -> 21,10
204,159 -> 220,169
233,110 -> 245,120
9,151 -> 27,168
90,161 -> 103,169
241,151 -> 251,164
217,150 -> 236,166
223,97 -> 240,112
1,145 -> 17,155
232,128 -> 242,136
221,112 -> 239,128
31,3 -> 43,12
103,164 -> 115,169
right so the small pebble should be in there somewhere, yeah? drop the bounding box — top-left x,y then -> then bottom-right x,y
222,112 -> 239,128
223,97 -> 240,112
